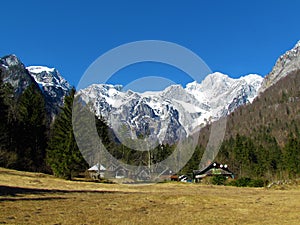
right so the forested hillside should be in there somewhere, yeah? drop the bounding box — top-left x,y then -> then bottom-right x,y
196,69 -> 300,180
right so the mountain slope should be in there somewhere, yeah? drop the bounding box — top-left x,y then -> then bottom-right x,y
221,40 -> 300,146
259,41 -> 300,93
222,69 -> 300,147
78,72 -> 263,144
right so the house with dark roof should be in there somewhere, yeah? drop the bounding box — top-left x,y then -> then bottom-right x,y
133,167 -> 151,181
112,164 -> 130,179
193,162 -> 234,182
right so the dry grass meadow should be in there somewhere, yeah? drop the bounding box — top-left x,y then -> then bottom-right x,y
0,167 -> 300,224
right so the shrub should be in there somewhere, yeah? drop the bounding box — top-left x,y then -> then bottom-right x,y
235,177 -> 252,187
211,175 -> 226,185
227,177 -> 265,187
248,179 -> 265,187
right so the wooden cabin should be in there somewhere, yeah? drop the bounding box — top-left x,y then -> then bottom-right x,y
193,162 -> 234,182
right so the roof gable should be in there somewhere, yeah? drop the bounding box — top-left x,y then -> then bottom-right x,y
88,163 -> 106,171
193,162 -> 233,176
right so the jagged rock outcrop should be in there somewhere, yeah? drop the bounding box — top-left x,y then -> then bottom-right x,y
259,41 -> 300,94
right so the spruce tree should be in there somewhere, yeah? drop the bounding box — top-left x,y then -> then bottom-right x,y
0,76 -> 9,163
47,88 -> 88,179
17,84 -> 48,171
0,75 -> 8,148
0,75 -> 18,167
284,134 -> 300,178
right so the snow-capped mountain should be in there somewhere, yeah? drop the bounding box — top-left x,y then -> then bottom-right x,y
77,72 -> 263,144
259,41 -> 300,94
27,66 -> 71,92
27,66 -> 72,116
0,55 -> 72,118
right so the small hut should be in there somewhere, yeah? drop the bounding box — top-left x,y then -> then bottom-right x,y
88,163 -> 106,179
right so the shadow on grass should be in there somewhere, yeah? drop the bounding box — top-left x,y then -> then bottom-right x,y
0,196 -> 68,202
0,185 -> 128,201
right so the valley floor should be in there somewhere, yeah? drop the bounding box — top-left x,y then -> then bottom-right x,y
0,167 -> 299,224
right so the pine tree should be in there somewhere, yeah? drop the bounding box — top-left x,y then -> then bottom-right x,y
16,84 -> 48,171
0,76 -> 9,164
46,88 -> 88,179
0,75 -> 8,148
284,134 -> 300,178
0,75 -> 18,167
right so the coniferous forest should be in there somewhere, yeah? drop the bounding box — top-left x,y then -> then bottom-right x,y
0,75 -> 49,172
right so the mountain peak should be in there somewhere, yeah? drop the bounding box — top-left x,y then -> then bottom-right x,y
240,74 -> 263,85
0,54 -> 23,68
203,72 -> 232,83
259,40 -> 300,94
26,65 -> 71,91
27,66 -> 56,74
26,65 -> 72,116
207,71 -> 230,79
279,40 -> 300,60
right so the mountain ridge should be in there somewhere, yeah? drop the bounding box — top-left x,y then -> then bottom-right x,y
259,40 -> 300,94
77,72 -> 263,144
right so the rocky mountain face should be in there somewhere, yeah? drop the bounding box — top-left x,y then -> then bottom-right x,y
78,72 -> 263,144
0,55 -> 37,96
259,41 -> 300,94
27,66 -> 72,116
0,55 -> 71,118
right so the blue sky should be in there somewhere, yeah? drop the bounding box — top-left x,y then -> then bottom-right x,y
1,0 -> 300,91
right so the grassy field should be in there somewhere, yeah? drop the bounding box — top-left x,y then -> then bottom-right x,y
0,168 -> 300,224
